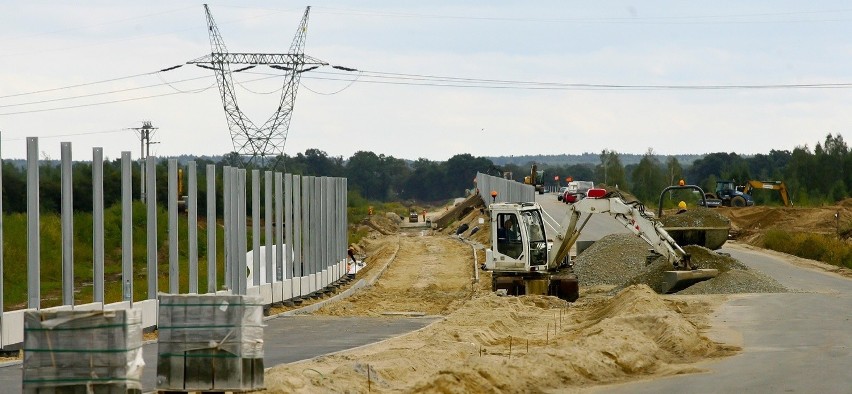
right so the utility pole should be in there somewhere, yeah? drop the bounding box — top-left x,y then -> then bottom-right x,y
131,121 -> 159,203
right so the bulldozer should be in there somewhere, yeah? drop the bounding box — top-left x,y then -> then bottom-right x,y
483,188 -> 718,300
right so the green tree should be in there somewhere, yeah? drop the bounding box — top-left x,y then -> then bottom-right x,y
630,148 -> 666,202
597,149 -> 626,189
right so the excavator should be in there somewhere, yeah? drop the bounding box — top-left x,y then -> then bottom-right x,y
742,180 -> 793,207
484,188 -> 718,301
524,164 -> 545,195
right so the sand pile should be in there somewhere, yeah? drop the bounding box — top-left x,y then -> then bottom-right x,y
264,285 -> 735,393
661,208 -> 730,228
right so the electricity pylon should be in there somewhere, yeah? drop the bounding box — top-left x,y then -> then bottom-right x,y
188,5 -> 326,168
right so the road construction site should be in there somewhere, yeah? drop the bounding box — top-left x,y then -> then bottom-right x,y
259,194 -> 852,393
5,192 -> 846,392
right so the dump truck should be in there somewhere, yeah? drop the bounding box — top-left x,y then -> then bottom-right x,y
658,183 -> 731,250
484,188 -> 718,300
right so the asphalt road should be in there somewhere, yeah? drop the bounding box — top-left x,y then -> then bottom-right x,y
0,313 -> 438,393
537,192 -> 852,393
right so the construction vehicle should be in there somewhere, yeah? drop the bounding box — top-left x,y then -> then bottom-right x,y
705,180 -> 754,207
657,183 -> 731,250
408,209 -> 419,223
742,180 -> 793,207
524,164 -> 545,194
562,180 -> 595,204
484,189 -> 718,300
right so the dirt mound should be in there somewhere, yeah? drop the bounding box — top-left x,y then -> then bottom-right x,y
719,205 -> 849,243
438,206 -> 490,246
265,285 -> 734,393
661,208 -> 730,228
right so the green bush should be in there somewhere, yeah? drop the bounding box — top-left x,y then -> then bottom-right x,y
763,229 -> 852,269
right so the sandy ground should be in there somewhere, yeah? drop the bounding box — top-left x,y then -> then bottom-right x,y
263,210 -> 739,393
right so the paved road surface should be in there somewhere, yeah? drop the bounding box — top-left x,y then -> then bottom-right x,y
0,315 -> 438,393
537,193 -> 852,393
593,245 -> 852,393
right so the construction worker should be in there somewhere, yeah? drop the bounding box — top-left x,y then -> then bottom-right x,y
677,200 -> 688,214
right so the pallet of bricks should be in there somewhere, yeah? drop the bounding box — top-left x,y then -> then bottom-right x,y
156,293 -> 265,392
22,309 -> 144,394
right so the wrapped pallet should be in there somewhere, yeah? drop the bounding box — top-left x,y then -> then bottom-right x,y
156,294 -> 264,392
22,309 -> 145,394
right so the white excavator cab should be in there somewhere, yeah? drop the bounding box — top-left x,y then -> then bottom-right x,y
486,203 -> 549,273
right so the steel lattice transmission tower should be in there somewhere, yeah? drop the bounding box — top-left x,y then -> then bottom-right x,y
188,5 -> 326,167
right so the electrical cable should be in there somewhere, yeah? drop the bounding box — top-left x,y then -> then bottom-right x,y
4,128 -> 126,141
300,71 -> 362,95
156,73 -> 216,94
0,91 -> 185,116
0,73 -> 211,109
311,5 -> 852,24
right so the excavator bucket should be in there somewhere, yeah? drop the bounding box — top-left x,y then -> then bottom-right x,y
661,269 -> 719,293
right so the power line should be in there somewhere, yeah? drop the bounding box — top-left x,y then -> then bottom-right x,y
4,128 -> 126,141
7,65 -> 852,117
311,6 -> 852,24
0,73 -> 210,109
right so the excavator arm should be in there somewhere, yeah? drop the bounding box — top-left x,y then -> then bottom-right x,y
547,193 -> 693,271
743,180 -> 793,207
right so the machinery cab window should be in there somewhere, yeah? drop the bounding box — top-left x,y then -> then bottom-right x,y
520,209 -> 547,267
496,213 -> 523,259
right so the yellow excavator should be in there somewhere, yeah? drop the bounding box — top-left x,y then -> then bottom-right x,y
524,164 -> 545,194
742,180 -> 793,207
484,189 -> 718,300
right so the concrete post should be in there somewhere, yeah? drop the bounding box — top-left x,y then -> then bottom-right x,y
265,171 -> 273,284
27,137 -> 40,310
121,151 -> 133,303
252,169 -> 260,287
207,164 -> 217,293
188,161 -> 198,293
146,156 -> 157,299
61,142 -> 74,305
168,159 -> 178,294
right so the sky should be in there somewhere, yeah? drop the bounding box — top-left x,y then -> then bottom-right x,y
2,1 -> 852,162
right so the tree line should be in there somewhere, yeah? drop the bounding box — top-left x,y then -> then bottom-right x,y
3,133 -> 848,213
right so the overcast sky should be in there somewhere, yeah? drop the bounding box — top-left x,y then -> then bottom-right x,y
2,1 -> 852,161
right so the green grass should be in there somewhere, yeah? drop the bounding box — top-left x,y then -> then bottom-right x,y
1,201 -> 242,310
763,229 -> 852,269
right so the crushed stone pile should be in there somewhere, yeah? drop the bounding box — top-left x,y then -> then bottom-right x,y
573,234 -> 651,286
677,269 -> 788,294
577,235 -> 787,294
660,208 -> 730,228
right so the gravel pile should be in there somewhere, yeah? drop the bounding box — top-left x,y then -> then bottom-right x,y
578,237 -> 787,295
677,269 -> 787,294
573,234 -> 651,286
660,208 -> 730,227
